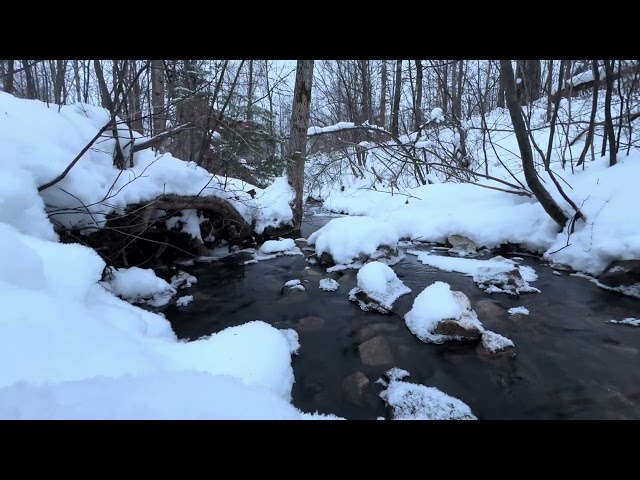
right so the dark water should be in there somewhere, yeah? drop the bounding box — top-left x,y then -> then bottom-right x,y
165,210 -> 640,420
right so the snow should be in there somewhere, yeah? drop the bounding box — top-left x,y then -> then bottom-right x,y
0,92 -> 337,420
481,331 -> 515,352
404,281 -> 515,350
404,281 -> 482,343
508,306 -> 530,315
408,251 -> 539,294
607,318 -> 640,327
378,370 -> 477,420
170,271 -> 197,289
176,295 -> 193,307
348,261 -> 411,312
101,266 -> 177,307
319,278 -> 340,291
260,238 -> 296,254
430,107 -> 445,123
307,216 -> 399,265
0,92 -> 293,239
284,279 -> 305,291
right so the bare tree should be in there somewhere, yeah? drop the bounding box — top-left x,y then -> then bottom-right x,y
413,60 -> 423,132
379,60 -> 387,129
602,59 -> 617,166
500,60 -> 568,229
4,60 -> 14,93
287,60 -> 314,230
391,60 -> 402,136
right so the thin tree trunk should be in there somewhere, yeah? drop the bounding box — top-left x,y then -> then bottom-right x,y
577,60 -> 600,167
151,60 -> 166,138
94,60 -> 113,110
391,60 -> 402,136
499,60 -> 568,229
247,60 -> 254,121
545,60 -> 554,121
128,60 -> 144,134
603,59 -> 617,166
379,60 -> 387,129
22,60 -> 37,99
287,60 -> 314,231
72,60 -> 82,102
4,60 -> 14,93
414,60 -> 423,132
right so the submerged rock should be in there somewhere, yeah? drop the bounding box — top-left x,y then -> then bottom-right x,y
359,336 -> 394,366
296,316 -> 326,333
342,371 -> 370,406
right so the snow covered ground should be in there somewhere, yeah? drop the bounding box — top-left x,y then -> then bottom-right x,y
0,92 -> 339,419
305,92 -> 640,281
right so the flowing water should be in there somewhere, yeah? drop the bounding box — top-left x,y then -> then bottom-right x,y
164,208 -> 640,420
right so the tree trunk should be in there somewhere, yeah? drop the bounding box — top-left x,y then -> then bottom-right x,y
603,60 -> 617,166
128,60 -> 144,134
577,60 -> 600,167
247,60 -> 254,121
497,60 -> 506,108
545,60 -> 554,121
151,60 -> 166,138
379,60 -> 387,129
414,60 -> 423,132
499,60 -> 568,229
94,60 -> 113,110
4,60 -> 14,93
22,60 -> 37,99
391,60 -> 402,136
287,60 -> 314,231
72,60 -> 82,102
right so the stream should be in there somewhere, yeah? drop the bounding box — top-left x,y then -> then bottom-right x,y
164,208 -> 640,420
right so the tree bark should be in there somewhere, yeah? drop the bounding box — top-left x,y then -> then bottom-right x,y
391,60 -> 402,136
499,60 -> 568,229
151,60 -> 166,138
247,60 -> 254,121
94,60 -> 113,110
603,60 -> 617,166
286,60 -> 314,231
577,61 -> 600,167
22,60 -> 37,99
414,60 -> 423,131
4,60 -> 14,93
379,60 -> 387,129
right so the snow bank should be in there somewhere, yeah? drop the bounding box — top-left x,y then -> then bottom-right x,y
0,92 -> 293,239
408,251 -> 539,295
606,318 -> 640,327
307,216 -> 399,265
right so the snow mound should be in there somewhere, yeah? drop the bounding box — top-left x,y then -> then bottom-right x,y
405,281 -> 515,351
101,266 -> 177,307
481,330 -> 516,352
260,238 -> 296,254
378,369 -> 476,420
283,279 -> 305,292
307,216 -> 399,265
319,278 -> 340,292
348,261 -> 411,313
508,306 -> 530,315
404,281 -> 482,343
176,295 -> 193,307
170,271 -> 197,289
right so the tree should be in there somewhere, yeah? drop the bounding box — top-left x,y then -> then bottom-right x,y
151,60 -> 166,138
500,60 -> 568,229
391,60 -> 402,136
515,60 -> 542,105
287,60 -> 314,231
